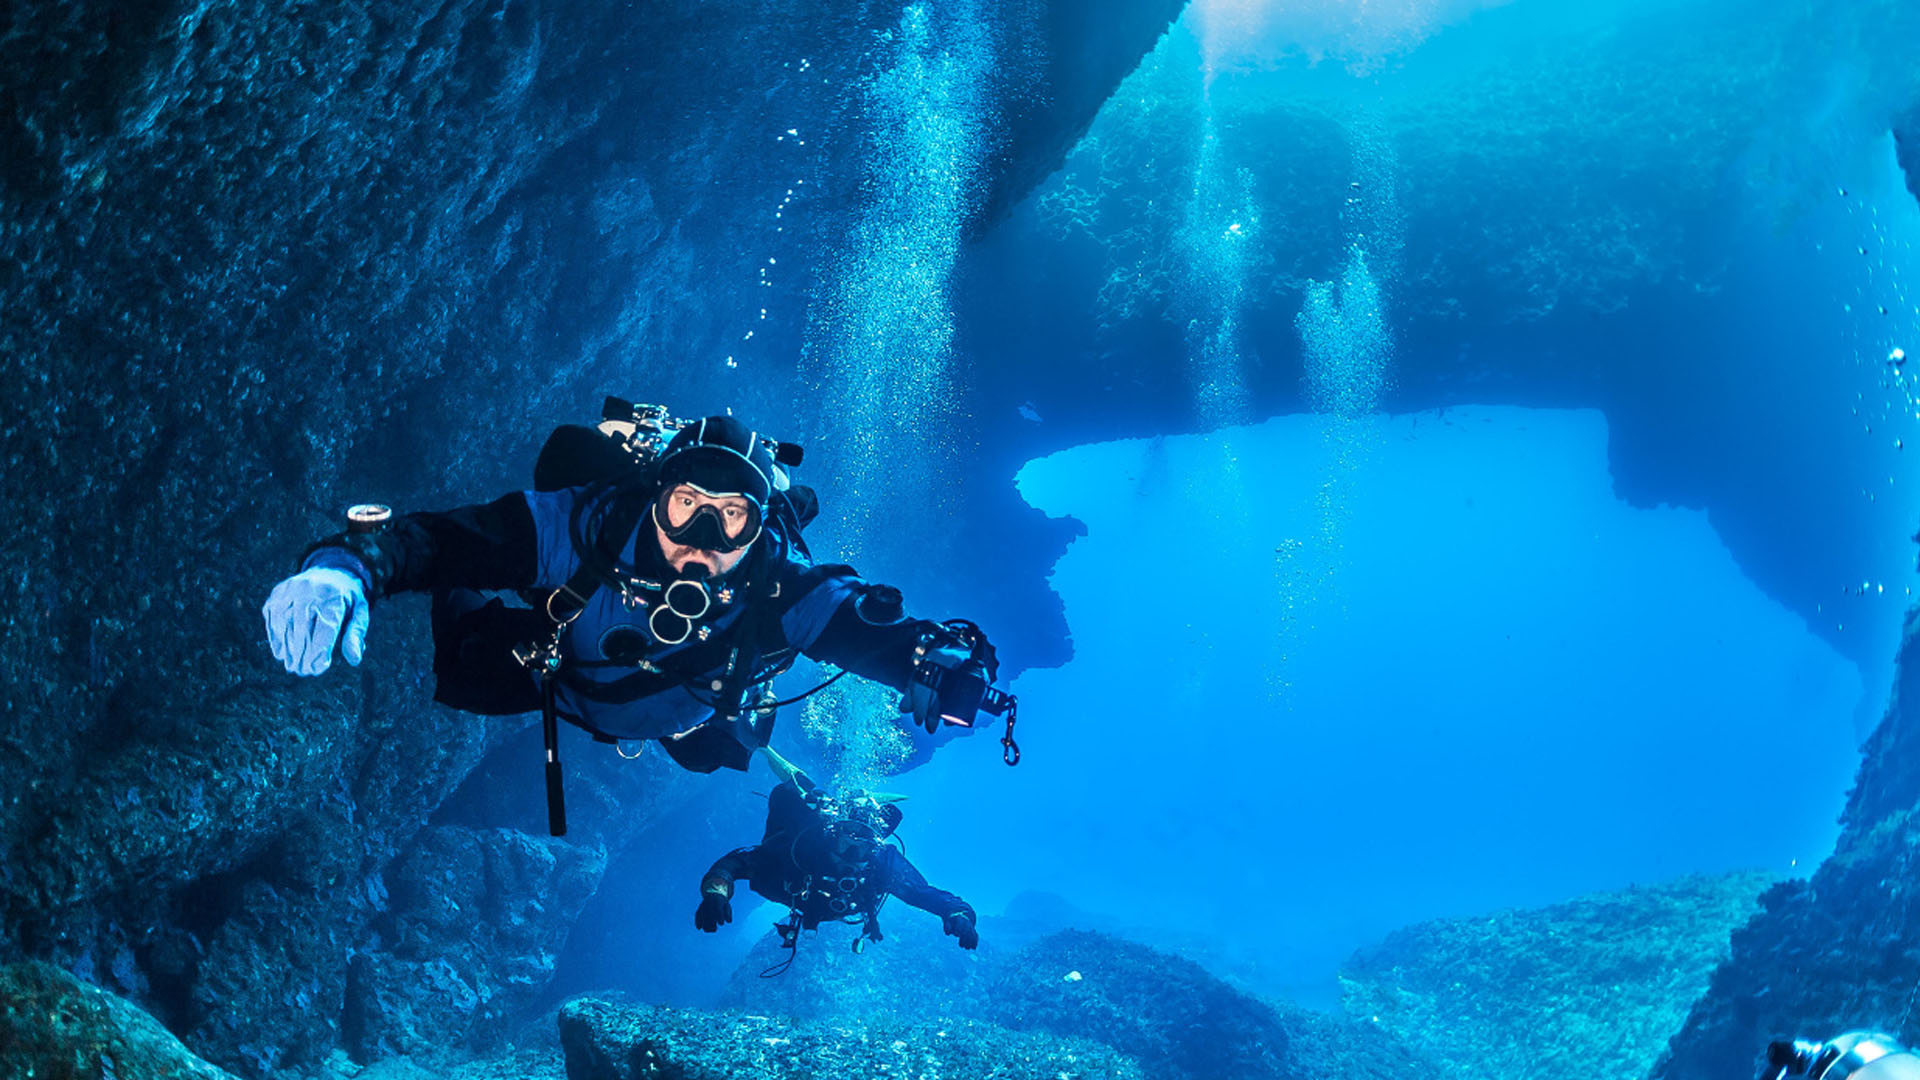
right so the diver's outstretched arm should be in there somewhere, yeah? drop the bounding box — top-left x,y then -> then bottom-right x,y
798,600 -> 934,690
265,487 -> 605,676
695,846 -> 756,933
301,492 -> 548,599
879,848 -> 978,948
795,594 -> 1003,736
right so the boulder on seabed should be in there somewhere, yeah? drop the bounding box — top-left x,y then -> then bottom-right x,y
556,995 -> 1143,1080
0,960 -> 240,1080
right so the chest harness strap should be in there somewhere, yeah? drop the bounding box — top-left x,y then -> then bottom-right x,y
512,491 -> 649,837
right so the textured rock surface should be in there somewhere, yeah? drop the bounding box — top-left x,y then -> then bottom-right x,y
557,996 -> 1143,1080
717,911 -> 988,1020
713,882 -> 1791,1080
991,929 -> 1293,1080
0,960 -> 239,1080
728,923 -> 1316,1078
720,919 -> 1313,1077
1657,606 -> 1920,1080
720,923 -> 1430,1079
343,825 -> 606,1063
1341,872 -> 1775,1080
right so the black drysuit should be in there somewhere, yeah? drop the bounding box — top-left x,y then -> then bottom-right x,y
305,482 -> 949,772
701,782 -> 974,937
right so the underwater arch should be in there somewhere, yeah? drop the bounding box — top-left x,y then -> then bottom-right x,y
895,404 -> 1861,1000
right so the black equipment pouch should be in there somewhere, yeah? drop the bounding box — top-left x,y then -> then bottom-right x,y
430,591 -> 547,715
534,424 -> 647,493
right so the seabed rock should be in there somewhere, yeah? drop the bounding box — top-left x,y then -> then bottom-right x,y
345,825 -> 608,1063
0,960 -> 238,1080
1341,871 -> 1776,1080
719,914 -> 988,1021
722,923 -> 1398,1080
556,996 -> 1142,1080
991,929 -> 1293,1080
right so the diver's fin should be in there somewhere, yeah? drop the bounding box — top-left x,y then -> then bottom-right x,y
758,746 -> 819,792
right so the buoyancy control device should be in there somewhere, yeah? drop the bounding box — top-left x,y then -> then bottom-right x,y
452,398 -> 814,836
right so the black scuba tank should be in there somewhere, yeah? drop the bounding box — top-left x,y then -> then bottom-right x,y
531,397 -> 819,534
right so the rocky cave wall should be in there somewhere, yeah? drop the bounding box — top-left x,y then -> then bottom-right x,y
0,0 -> 1183,1074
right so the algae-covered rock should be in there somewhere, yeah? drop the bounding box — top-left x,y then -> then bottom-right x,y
556,995 -> 1142,1080
0,961 -> 238,1079
1269,996 -> 1441,1080
992,929 -> 1292,1080
345,825 -> 609,1064
1342,871 -> 1775,1080
719,920 -> 1438,1080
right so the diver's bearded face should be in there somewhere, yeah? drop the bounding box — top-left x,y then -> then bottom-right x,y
653,484 -> 757,576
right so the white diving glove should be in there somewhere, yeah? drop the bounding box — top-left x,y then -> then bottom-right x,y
262,566 -> 370,676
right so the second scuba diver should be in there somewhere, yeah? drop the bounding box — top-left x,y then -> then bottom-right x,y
695,777 -> 979,960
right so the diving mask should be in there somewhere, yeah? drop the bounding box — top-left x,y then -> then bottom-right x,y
652,483 -> 763,554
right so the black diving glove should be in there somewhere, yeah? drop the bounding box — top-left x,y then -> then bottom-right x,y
695,892 -> 733,933
943,911 -> 979,950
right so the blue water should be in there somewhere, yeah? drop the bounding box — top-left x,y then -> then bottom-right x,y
713,0 -> 1920,1009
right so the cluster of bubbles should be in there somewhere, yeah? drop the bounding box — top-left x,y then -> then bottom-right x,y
798,2 -> 1001,773
1166,17 -> 1270,687
796,674 -> 914,791
1273,119 -> 1403,688
1163,3 -> 1415,693
806,1 -> 993,564
1301,112 -> 1400,422
1285,241 -> 1390,635
1177,117 -> 1258,431
1298,244 -> 1392,419
1839,185 -> 1916,462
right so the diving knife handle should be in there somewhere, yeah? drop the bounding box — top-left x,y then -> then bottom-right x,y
545,759 -> 567,837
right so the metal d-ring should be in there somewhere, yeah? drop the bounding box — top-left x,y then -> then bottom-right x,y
663,578 -> 711,619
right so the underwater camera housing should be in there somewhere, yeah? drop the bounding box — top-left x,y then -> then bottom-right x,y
907,620 -> 1012,729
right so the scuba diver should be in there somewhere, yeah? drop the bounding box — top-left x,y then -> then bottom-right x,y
261,401 -> 1018,835
694,776 -> 979,968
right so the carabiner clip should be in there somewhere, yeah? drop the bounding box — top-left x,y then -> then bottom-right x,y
1001,697 -> 1022,766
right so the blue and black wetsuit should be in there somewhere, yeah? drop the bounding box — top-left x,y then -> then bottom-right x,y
701,782 -> 974,934
305,484 -> 940,772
